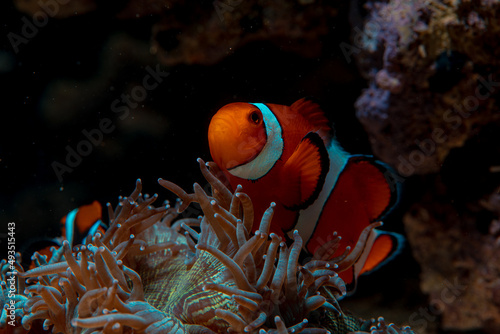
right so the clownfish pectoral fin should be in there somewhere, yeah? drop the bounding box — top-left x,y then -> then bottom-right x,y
290,98 -> 332,138
358,230 -> 405,275
342,156 -> 400,221
279,132 -> 329,210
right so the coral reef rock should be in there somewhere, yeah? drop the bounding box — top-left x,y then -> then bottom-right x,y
404,187 -> 500,333
352,0 -> 500,176
150,0 -> 339,65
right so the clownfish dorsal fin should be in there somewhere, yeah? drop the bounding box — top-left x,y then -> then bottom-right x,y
290,98 -> 332,137
279,132 -> 329,210
342,156 -> 397,221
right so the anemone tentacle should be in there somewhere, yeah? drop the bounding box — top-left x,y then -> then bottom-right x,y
0,161 -> 414,334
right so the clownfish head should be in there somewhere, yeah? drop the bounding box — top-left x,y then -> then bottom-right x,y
208,102 -> 284,180
208,102 -> 266,170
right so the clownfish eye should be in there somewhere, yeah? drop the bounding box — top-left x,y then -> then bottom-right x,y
249,111 -> 261,124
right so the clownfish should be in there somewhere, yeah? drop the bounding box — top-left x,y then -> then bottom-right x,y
208,98 -> 403,291
23,201 -> 106,269
59,200 -> 106,246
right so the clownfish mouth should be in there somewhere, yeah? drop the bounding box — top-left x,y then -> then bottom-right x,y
225,140 -> 266,170
227,162 -> 242,171
210,131 -> 265,171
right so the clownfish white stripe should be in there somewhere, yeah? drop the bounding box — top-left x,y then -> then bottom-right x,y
65,208 -> 78,246
228,103 -> 284,180
83,220 -> 104,244
287,139 -> 349,246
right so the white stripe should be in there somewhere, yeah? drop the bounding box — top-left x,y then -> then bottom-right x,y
65,208 -> 78,246
228,103 -> 284,180
287,139 -> 349,245
83,220 -> 103,245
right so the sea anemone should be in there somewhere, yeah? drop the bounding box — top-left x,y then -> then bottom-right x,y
1,159 -> 414,334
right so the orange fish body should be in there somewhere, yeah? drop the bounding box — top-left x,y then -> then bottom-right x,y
208,98 -> 402,290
